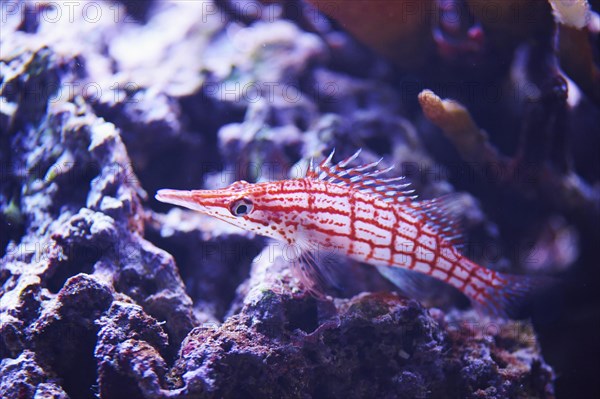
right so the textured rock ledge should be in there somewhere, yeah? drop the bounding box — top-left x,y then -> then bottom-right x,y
1,271 -> 553,399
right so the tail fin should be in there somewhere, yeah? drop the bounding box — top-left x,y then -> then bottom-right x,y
469,270 -> 554,319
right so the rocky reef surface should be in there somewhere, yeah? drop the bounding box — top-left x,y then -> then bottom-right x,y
2,1 -> 598,398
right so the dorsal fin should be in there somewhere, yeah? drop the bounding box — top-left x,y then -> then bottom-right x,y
307,150 -> 465,248
407,194 -> 466,249
306,149 -> 418,205
325,150 -> 417,203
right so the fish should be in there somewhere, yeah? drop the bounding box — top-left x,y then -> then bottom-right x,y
156,149 -> 540,318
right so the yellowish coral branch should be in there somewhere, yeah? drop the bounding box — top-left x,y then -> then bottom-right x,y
548,0 -> 590,29
417,89 -> 500,165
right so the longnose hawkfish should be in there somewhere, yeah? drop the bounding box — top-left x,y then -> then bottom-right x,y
156,149 -> 539,317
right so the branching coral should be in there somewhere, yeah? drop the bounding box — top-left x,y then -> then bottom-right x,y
418,89 -> 599,224
548,0 -> 600,106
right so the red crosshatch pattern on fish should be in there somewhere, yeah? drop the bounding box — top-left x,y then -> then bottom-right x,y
156,149 -> 540,318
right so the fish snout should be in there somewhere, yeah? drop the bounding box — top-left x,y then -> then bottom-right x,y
155,189 -> 198,209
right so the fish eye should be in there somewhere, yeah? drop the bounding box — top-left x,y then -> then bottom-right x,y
229,197 -> 253,217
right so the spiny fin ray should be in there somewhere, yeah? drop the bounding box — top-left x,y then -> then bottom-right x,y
308,149 -> 417,204
409,194 -> 466,249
